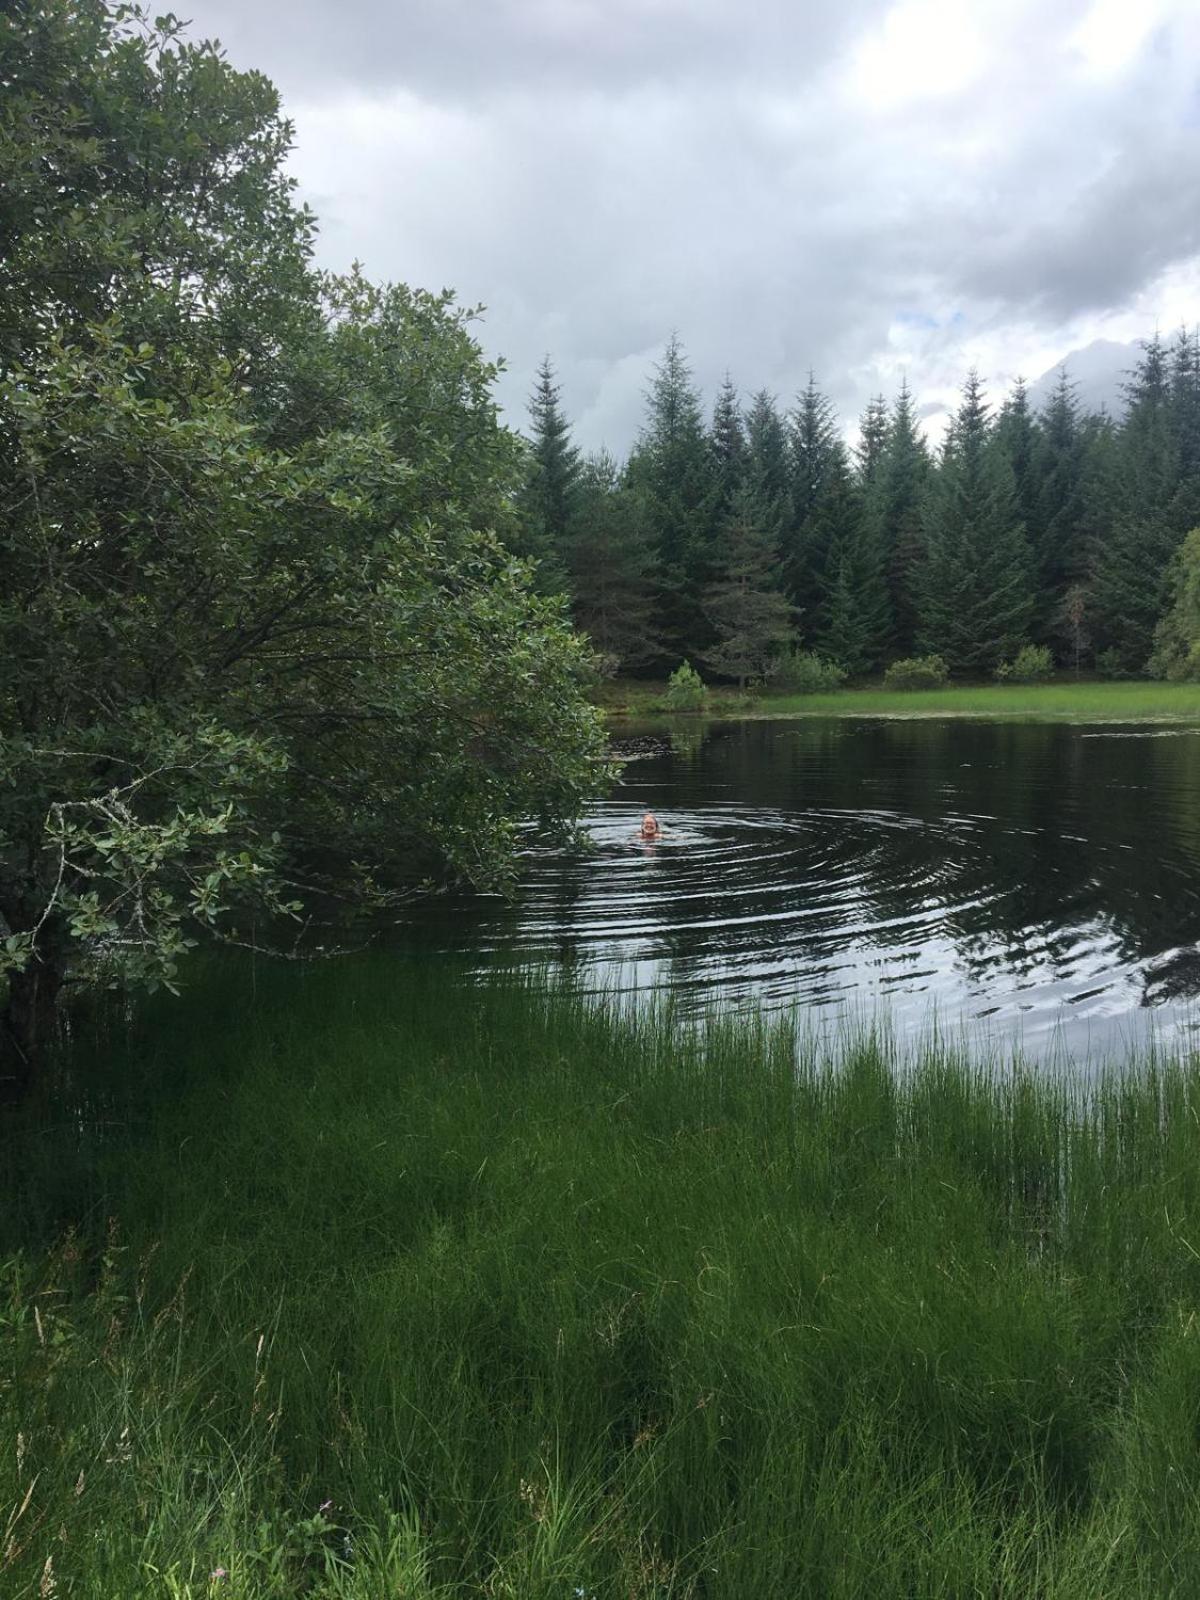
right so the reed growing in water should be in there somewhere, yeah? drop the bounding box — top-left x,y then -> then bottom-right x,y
4,958 -> 1200,1596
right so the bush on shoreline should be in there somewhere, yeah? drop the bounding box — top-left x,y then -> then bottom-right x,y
882,654 -> 951,690
773,648 -> 847,694
995,643 -> 1054,683
662,659 -> 707,711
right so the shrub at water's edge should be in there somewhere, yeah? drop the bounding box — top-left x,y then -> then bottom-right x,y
995,642 -> 1055,683
773,648 -> 847,694
8,959 -> 1200,1596
882,653 -> 951,690
661,659 -> 707,711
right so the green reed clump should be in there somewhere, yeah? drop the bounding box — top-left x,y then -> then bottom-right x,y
5,959 -> 1200,1596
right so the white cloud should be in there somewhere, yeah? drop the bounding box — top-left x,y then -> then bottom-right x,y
844,0 -> 988,111
1069,0 -> 1172,79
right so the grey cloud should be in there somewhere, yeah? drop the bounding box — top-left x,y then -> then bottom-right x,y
960,139 -> 1200,319
1026,339 -> 1138,416
175,0 -> 1200,452
188,0 -> 889,98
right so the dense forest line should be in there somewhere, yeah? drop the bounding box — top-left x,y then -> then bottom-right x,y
515,332 -> 1200,683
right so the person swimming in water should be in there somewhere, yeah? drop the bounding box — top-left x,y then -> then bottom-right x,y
639,810 -> 662,839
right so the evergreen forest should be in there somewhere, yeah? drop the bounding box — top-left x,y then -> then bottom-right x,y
517,333 -> 1200,683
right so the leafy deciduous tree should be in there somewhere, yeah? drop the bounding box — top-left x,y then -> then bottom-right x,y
0,3 -> 607,1092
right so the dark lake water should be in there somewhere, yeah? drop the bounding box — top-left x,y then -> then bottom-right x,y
402,717 -> 1200,1061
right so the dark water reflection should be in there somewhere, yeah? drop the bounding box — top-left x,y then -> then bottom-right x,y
401,718 -> 1200,1060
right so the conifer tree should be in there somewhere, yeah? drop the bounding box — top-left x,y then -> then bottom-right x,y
744,389 -> 793,549
1168,328 -> 1200,470
626,333 -> 718,664
818,520 -> 891,675
994,378 -> 1042,568
1092,337 -> 1184,669
786,375 -> 842,603
783,377 -> 890,669
917,371 -> 1034,672
566,451 -> 658,674
869,380 -> 930,657
1034,371 -> 1088,590
1168,326 -> 1200,529
709,374 -> 747,518
702,485 -> 795,687
518,355 -> 579,590
856,394 -> 890,488
1067,411 -> 1121,665
843,392 -> 894,670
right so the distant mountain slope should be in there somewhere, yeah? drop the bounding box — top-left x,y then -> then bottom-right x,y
1027,338 -> 1138,418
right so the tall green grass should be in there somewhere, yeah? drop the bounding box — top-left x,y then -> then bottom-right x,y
762,680 -> 1200,721
600,677 -> 1200,722
5,961 -> 1200,1595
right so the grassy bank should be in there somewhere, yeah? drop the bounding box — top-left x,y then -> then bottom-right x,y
599,677 -> 1200,723
6,964 -> 1200,1595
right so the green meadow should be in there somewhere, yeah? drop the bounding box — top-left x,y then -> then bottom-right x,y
597,678 -> 1200,724
6,960 -> 1200,1597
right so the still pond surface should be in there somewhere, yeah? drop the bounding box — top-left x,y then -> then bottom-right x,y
404,717 -> 1200,1061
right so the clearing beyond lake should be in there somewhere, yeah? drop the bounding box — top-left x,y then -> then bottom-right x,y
403,716 -> 1200,1061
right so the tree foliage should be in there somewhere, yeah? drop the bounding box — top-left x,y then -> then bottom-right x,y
918,373 -> 1034,673
626,335 -> 719,664
517,333 -> 1200,690
566,451 -> 659,674
1148,529 -> 1200,681
517,355 -> 578,590
702,487 -> 795,686
0,3 -> 607,1090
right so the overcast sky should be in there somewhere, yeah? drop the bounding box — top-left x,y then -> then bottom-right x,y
181,0 -> 1200,451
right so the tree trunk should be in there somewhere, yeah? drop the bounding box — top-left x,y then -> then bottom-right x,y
0,959 -> 63,1103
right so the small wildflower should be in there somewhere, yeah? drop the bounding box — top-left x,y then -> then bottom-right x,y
210,1568 -> 229,1584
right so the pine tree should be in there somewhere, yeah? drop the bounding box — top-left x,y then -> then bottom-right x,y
1092,336 -> 1184,669
993,378 -> 1042,579
566,451 -> 658,675
518,356 -> 579,591
702,484 -> 795,687
627,333 -> 719,665
843,392 -> 894,671
1168,326 -> 1200,530
744,389 -> 793,551
709,374 -> 747,518
870,380 -> 931,657
917,371 -> 1034,673
1169,328 -> 1200,475
856,394 -> 889,488
782,377 -> 890,670
1034,370 -> 1088,589
1070,411 -> 1121,664
818,522 -> 891,675
786,374 -> 844,608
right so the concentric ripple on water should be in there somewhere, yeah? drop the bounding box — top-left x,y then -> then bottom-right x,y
399,717 -> 1200,1060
